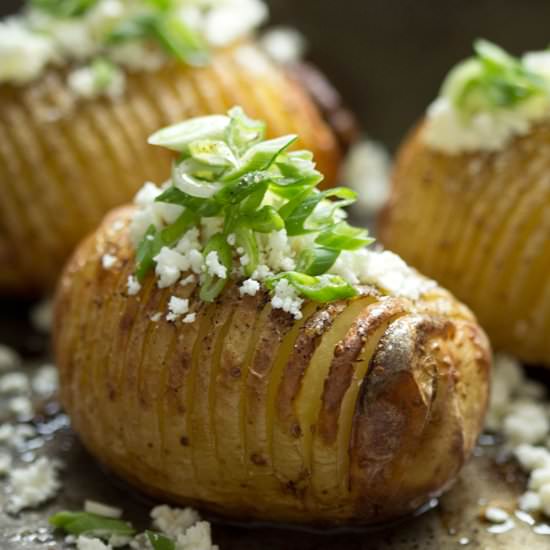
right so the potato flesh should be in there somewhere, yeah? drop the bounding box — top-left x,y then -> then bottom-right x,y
54,206 -> 491,524
0,41 -> 341,295
381,121 -> 550,365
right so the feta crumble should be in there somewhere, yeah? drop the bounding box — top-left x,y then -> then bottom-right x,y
0,452 -> 12,476
240,278 -> 260,296
174,521 -> 218,550
8,396 -> 33,418
101,254 -> 118,270
150,505 -> 200,538
68,63 -> 126,100
30,299 -> 53,333
182,313 -> 196,324
0,372 -> 30,394
32,365 -> 59,396
204,251 -> 227,279
7,457 -> 60,513
271,278 -> 303,320
127,276 -> 141,296
166,297 -> 190,322
484,506 -> 510,524
260,26 -> 306,65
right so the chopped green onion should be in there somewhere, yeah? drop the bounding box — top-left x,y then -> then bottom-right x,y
296,247 -> 340,276
49,511 -> 135,540
241,206 -> 284,233
266,272 -> 358,302
148,115 -> 230,153
149,14 -> 209,67
172,161 -> 222,198
214,171 -> 272,205
147,531 -> 176,550
234,226 -> 259,277
279,187 -> 357,236
200,233 -> 233,302
91,57 -> 118,91
155,186 -> 222,217
223,135 -> 298,181
189,140 -> 238,168
225,106 -> 266,155
315,222 -> 374,251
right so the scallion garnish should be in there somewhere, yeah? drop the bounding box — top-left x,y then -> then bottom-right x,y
49,511 -> 135,540
136,106 -> 375,305
30,0 -> 98,17
442,39 -> 548,116
147,530 -> 176,550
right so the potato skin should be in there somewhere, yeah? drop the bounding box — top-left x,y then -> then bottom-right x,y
380,120 -> 550,365
54,206 -> 491,525
0,41 -> 341,295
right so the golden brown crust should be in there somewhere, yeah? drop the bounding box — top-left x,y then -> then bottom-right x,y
54,206 -> 491,525
380,119 -> 550,365
0,41 -> 341,295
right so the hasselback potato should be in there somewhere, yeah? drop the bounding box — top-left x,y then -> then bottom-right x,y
54,205 -> 491,525
0,41 -> 340,294
380,41 -> 550,365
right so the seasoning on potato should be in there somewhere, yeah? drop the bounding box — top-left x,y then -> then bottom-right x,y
0,0 -> 341,295
54,107 -> 491,525
380,40 -> 550,366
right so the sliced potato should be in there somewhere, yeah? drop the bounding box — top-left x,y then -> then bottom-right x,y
54,206 -> 491,525
380,121 -> 550,365
0,41 -> 341,295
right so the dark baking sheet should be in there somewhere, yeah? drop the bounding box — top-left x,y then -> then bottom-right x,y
2,1 -> 550,548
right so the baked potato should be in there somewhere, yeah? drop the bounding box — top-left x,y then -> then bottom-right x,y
379,41 -> 550,365
0,38 -> 340,295
54,201 -> 490,524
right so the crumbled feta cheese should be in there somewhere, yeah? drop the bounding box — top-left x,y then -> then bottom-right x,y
260,26 -> 306,65
84,500 -> 123,518
30,299 -> 53,333
8,396 -> 33,418
226,233 -> 236,246
108,534 -> 131,548
68,63 -> 126,99
150,312 -> 162,323
502,402 -> 549,445
127,276 -> 141,296
484,506 -> 510,524
0,344 -> 21,372
423,94 -> 550,155
240,278 -> 260,296
7,457 -> 60,513
251,264 -> 272,281
518,490 -> 542,513
150,505 -> 200,538
239,253 -> 250,266
0,372 -> 30,394
271,278 -> 303,320
0,18 -> 55,84
32,365 -> 59,396
101,254 -> 118,270
174,521 -> 218,550
515,444 -> 550,472
529,467 -> 550,490
204,251 -> 227,279
0,452 -> 12,476
166,297 -> 190,322
0,423 -> 14,443
344,140 -> 391,216
262,229 -> 296,272
182,313 -> 196,324
155,248 -> 190,288
76,536 -> 112,550
540,484 -> 550,516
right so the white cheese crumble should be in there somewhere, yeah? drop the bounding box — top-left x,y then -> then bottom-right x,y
68,63 -> 126,99
127,276 -> 141,296
84,500 -> 123,518
7,457 -> 60,513
150,505 -> 201,538
150,312 -> 162,323
240,278 -> 260,296
174,521 -> 218,550
344,140 -> 391,217
182,313 -> 197,324
0,344 -> 21,372
486,354 -> 550,518
101,254 -> 118,270
271,278 -> 303,320
166,297 -> 190,322
8,396 -> 33,418
32,364 -> 59,396
77,536 -> 112,550
260,26 -> 306,65
0,372 -> 30,395
204,251 -> 227,279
